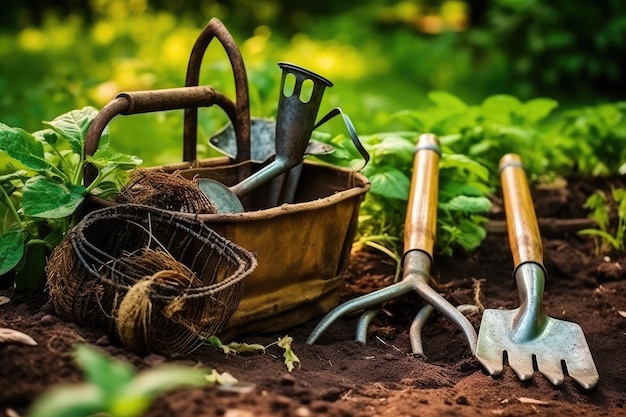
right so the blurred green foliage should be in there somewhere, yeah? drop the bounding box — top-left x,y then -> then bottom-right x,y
2,0 -> 624,168
1,0 -> 625,260
474,0 -> 626,100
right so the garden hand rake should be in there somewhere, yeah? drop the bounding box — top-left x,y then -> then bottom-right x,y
476,153 -> 599,389
306,133 -> 477,356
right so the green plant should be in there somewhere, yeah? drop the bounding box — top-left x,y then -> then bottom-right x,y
437,153 -> 492,256
579,187 -> 626,253
0,107 -> 141,289
393,91 -> 563,180
552,102 -> 626,177
26,344 -> 211,417
311,127 -> 493,259
476,0 -> 626,99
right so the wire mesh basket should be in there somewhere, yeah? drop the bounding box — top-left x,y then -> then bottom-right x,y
46,204 -> 257,357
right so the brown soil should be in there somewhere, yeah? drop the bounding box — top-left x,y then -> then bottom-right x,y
1,177 -> 626,417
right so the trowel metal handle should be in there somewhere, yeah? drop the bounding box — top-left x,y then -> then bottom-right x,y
499,153 -> 544,269
404,133 -> 441,258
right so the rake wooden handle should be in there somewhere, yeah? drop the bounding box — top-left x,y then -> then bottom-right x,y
499,153 -> 544,268
404,133 -> 440,258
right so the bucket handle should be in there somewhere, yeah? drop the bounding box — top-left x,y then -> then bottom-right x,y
83,86 -> 238,186
184,17 -> 251,166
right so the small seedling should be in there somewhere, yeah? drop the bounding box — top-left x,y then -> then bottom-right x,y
579,187 -> 626,253
26,344 -> 211,417
269,336 -> 301,372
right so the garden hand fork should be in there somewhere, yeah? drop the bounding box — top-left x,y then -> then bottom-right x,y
476,153 -> 599,389
306,133 -> 477,356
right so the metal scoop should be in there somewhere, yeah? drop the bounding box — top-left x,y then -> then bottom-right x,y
199,63 -> 333,213
476,153 -> 599,389
306,134 -> 478,356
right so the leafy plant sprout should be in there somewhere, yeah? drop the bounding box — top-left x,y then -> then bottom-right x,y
0,107 -> 141,289
26,344 -> 212,417
579,187 -> 626,254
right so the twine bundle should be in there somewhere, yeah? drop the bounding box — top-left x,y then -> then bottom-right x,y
46,204 -> 257,357
115,169 -> 218,214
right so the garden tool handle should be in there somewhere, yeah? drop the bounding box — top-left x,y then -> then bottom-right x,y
184,17 -> 250,165
83,86 -> 237,186
499,153 -> 544,269
404,133 -> 441,259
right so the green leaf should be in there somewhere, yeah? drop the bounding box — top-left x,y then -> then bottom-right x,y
521,98 -> 558,124
366,167 -> 411,200
369,135 -> 415,167
43,107 -> 104,155
277,336 -> 301,372
43,130 -> 58,145
113,365 -> 208,417
578,229 -> 621,250
73,344 -> 135,401
206,335 -> 265,355
22,177 -> 86,218
439,181 -> 491,199
440,153 -> 490,182
481,95 -> 523,124
25,383 -> 104,417
224,341 -> 266,354
0,123 -> 53,171
439,195 -> 492,213
87,148 -> 143,170
14,244 -> 47,290
455,218 -> 488,252
0,230 -> 24,275
204,369 -> 239,387
0,170 -> 29,185
391,110 -> 425,131
428,91 -> 467,112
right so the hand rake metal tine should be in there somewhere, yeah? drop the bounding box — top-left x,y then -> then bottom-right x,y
307,134 -> 477,356
410,303 -> 479,357
475,153 -> 599,389
356,308 -> 380,343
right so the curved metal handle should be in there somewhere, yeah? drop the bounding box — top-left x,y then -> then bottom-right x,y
184,17 -> 250,165
83,86 -> 236,186
404,133 -> 441,258
499,153 -> 544,269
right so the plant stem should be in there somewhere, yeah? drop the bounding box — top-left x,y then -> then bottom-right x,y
84,170 -> 102,194
48,144 -> 73,175
72,155 -> 84,185
0,186 -> 24,231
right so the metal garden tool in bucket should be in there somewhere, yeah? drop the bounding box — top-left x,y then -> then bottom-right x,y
208,116 -> 334,207
476,153 -> 599,389
198,63 -> 333,213
306,134 -> 478,356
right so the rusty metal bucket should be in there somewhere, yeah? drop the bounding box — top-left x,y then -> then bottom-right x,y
81,18 -> 370,339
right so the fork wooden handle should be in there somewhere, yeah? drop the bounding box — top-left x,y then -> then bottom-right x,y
499,153 -> 544,268
404,133 -> 440,258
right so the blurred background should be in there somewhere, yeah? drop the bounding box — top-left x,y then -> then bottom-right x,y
1,0 -> 625,165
